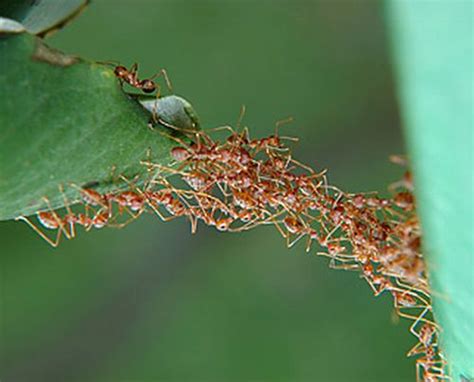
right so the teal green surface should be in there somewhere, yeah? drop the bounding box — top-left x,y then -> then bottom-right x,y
387,2 -> 473,380
1,1 -> 414,381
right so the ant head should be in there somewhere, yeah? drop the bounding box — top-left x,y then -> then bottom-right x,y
92,212 -> 109,228
171,146 -> 191,162
140,79 -> 156,93
216,218 -> 231,231
114,65 -> 128,78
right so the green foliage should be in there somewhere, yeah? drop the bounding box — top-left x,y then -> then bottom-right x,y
387,2 -> 473,380
0,32 -> 197,220
0,0 -> 87,35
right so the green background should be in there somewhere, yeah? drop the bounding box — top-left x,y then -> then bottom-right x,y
1,1 -> 415,381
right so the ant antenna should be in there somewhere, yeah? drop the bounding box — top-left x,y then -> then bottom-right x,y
236,104 -> 246,131
275,116 -> 298,143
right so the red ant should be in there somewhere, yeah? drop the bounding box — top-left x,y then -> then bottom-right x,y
17,210 -> 70,247
15,185 -> 114,247
113,63 -> 172,95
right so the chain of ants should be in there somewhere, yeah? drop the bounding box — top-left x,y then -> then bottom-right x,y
16,64 -> 449,382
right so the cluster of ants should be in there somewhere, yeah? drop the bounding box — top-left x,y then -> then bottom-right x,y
15,64 -> 449,382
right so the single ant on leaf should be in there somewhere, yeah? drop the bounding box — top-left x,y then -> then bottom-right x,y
113,62 -> 172,95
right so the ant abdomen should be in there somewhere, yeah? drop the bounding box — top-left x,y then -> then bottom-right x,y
140,79 -> 156,93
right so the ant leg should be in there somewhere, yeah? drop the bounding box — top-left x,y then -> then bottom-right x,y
388,179 -> 406,193
106,193 -> 143,229
321,221 -> 342,245
149,68 -> 173,93
229,208 -> 279,233
175,192 -> 199,232
141,161 -> 169,186
148,84 -> 186,128
15,215 -> 62,248
236,104 -> 246,129
205,124 -> 238,137
322,173 -> 331,197
190,190 -> 231,215
389,154 -> 409,167
397,309 -> 435,333
142,154 -> 165,193
156,128 -> 196,150
433,373 -> 451,381
188,210 -> 198,234
187,194 -> 215,224
154,83 -> 162,100
431,355 -> 450,376
284,232 -> 293,248
394,277 -> 431,300
362,275 -> 387,296
258,212 -> 288,238
305,234 -> 317,253
130,62 -> 138,74
214,179 -> 232,199
146,198 -> 174,223
385,284 -> 431,309
288,158 -> 315,174
279,135 -> 299,144
394,284 -> 432,308
272,116 -> 299,149
395,302 -> 432,321
144,163 -> 183,179
110,210 -> 144,229
96,59 -> 120,67
42,196 -> 71,240
58,184 -> 76,239
128,177 -> 178,224
241,126 -> 251,143
149,90 -> 160,125
407,342 -> 427,358
151,113 -> 200,137
69,183 -> 107,209
149,164 -> 225,192
288,232 -> 306,248
407,307 -> 438,341
415,360 -> 423,382
117,175 -> 149,217
318,249 -> 357,263
182,202 -> 204,234
256,208 -> 285,226
328,259 -> 359,272
148,84 -> 164,128
275,116 -> 294,135
272,220 -> 288,239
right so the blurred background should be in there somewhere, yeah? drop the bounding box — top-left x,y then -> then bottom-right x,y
1,1 -> 414,381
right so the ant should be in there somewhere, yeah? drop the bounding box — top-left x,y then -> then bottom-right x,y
15,185 -> 112,247
113,63 -> 172,95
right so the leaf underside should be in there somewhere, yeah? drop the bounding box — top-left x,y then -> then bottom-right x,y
0,0 -> 88,36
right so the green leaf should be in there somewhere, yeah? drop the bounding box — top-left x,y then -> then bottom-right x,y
386,2 -> 473,381
0,0 -> 88,36
0,32 -> 198,221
